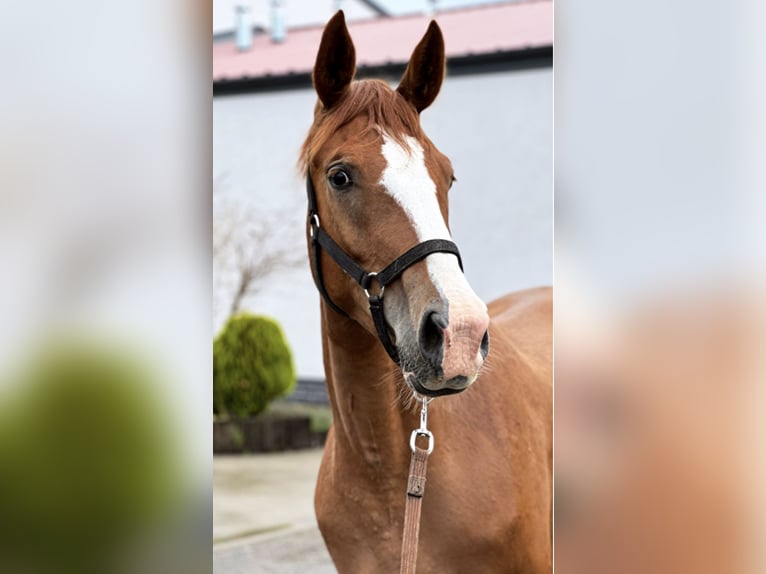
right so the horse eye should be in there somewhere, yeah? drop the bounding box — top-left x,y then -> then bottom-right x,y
328,169 -> 352,190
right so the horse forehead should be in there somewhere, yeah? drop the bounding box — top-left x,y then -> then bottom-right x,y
378,134 -> 436,196
378,133 -> 449,241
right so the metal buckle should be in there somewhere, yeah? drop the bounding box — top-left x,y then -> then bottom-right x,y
362,271 -> 385,299
309,213 -> 320,239
409,428 -> 434,455
409,395 -> 434,454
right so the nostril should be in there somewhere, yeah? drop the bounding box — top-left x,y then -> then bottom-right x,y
479,329 -> 490,359
419,311 -> 447,368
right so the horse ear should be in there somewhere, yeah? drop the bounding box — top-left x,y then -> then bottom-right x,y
313,11 -> 356,109
397,21 -> 445,113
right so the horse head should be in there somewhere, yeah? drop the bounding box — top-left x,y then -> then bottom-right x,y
302,11 -> 489,396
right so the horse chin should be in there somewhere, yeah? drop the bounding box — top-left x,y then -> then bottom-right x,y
405,371 -> 472,397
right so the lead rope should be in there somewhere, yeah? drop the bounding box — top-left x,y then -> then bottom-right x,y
400,396 -> 434,574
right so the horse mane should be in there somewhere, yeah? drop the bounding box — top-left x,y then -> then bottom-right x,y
299,79 -> 425,174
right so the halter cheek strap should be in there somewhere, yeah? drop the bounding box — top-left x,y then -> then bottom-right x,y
306,174 -> 463,365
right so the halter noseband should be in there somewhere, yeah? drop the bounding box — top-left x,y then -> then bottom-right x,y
306,174 -> 464,365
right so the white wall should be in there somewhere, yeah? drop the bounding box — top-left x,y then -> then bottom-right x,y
213,67 -> 552,377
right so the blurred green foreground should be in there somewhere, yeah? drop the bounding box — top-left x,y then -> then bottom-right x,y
0,340 -> 206,574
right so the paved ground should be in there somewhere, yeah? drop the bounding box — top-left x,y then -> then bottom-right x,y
214,527 -> 335,574
213,449 -> 335,573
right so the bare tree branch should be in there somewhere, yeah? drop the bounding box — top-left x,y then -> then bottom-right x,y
214,191 -> 305,322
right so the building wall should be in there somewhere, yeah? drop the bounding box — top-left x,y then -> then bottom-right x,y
213,66 -> 552,378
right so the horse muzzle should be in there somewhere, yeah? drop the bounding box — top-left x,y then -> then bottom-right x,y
407,302 -> 490,396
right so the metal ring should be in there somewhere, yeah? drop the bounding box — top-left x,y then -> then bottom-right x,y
412,392 -> 434,406
363,272 -> 385,299
409,429 -> 434,455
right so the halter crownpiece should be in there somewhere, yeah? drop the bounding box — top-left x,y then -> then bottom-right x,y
306,174 -> 464,365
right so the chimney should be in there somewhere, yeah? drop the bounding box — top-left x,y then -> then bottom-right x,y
271,0 -> 286,43
235,2 -> 252,52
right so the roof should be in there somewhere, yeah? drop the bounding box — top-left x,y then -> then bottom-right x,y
213,1 -> 552,84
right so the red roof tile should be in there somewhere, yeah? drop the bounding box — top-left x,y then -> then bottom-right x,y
213,1 -> 552,82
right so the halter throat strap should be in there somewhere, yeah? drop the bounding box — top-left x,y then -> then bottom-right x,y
306,174 -> 463,365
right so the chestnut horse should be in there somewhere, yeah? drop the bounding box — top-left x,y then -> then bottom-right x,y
301,12 -> 551,573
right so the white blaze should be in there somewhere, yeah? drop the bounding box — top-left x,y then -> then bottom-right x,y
379,134 -> 488,381
378,133 -> 481,303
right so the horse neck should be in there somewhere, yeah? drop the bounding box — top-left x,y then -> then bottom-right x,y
320,302 -> 414,472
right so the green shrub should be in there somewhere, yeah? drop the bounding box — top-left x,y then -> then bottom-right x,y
213,313 -> 296,417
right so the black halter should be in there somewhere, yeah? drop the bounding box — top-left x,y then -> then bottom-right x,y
306,174 -> 464,365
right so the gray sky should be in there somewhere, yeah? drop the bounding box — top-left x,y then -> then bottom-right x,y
377,0 -> 520,15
